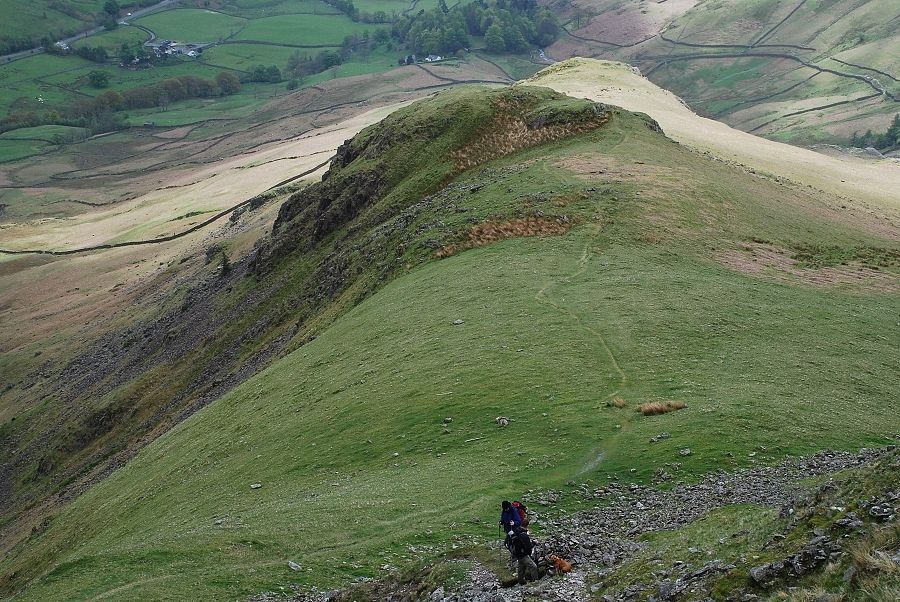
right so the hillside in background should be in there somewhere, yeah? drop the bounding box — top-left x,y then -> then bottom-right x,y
548,0 -> 900,147
1,62 -> 898,600
1,0 -> 106,48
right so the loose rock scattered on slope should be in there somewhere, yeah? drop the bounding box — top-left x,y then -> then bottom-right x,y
251,446 -> 897,602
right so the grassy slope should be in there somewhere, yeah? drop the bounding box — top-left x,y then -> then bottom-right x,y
0,0 -> 106,42
2,85 -> 898,601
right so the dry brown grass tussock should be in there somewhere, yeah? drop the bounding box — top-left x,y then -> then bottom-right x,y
450,113 -> 608,172
609,397 -> 627,408
637,400 -> 686,416
850,523 -> 900,577
435,217 -> 574,258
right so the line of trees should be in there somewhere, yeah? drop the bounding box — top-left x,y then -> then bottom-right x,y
2,37 -> 39,56
245,64 -> 282,83
850,114 -> 900,150
0,72 -> 242,134
73,45 -> 109,62
99,72 -> 242,111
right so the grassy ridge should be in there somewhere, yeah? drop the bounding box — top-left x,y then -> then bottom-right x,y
2,86 -> 897,600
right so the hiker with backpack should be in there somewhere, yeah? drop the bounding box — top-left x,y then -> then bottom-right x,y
507,525 -> 539,585
499,500 -> 521,534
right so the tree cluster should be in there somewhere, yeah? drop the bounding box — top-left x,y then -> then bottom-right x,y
109,73 -> 237,111
119,41 -> 150,64
284,49 -> 343,80
850,114 -> 900,150
88,70 -> 110,88
1,36 -> 38,56
74,45 -> 109,63
393,0 -> 560,56
244,64 -> 282,83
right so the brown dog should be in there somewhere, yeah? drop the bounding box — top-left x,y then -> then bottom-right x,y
549,554 -> 572,573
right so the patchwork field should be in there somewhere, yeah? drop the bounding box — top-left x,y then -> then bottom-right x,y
0,0 -> 402,135
552,0 -> 900,145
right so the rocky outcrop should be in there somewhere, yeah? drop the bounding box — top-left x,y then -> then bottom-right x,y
749,536 -> 841,587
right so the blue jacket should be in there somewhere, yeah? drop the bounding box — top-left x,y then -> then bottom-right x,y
500,507 -> 521,531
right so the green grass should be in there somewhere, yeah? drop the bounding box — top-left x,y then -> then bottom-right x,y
0,54 -> 95,111
0,138 -> 49,162
233,14 -> 381,46
0,0 -> 105,42
44,60 -> 230,95
134,9 -> 248,43
201,43 -> 316,72
70,25 -> 149,52
474,52 -> 542,81
0,125 -> 88,162
0,124 -> 88,141
215,0 -> 340,19
3,86 -> 898,601
0,3 -> 401,124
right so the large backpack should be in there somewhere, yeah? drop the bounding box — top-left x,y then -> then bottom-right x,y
512,500 -> 527,522
512,530 -> 534,557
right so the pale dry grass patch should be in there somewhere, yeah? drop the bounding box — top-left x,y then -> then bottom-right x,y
850,523 -> 900,576
775,587 -> 843,602
609,397 -> 627,408
637,400 -> 686,416
716,243 -> 900,293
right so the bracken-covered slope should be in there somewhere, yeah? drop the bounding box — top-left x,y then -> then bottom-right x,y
1,74 -> 898,600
